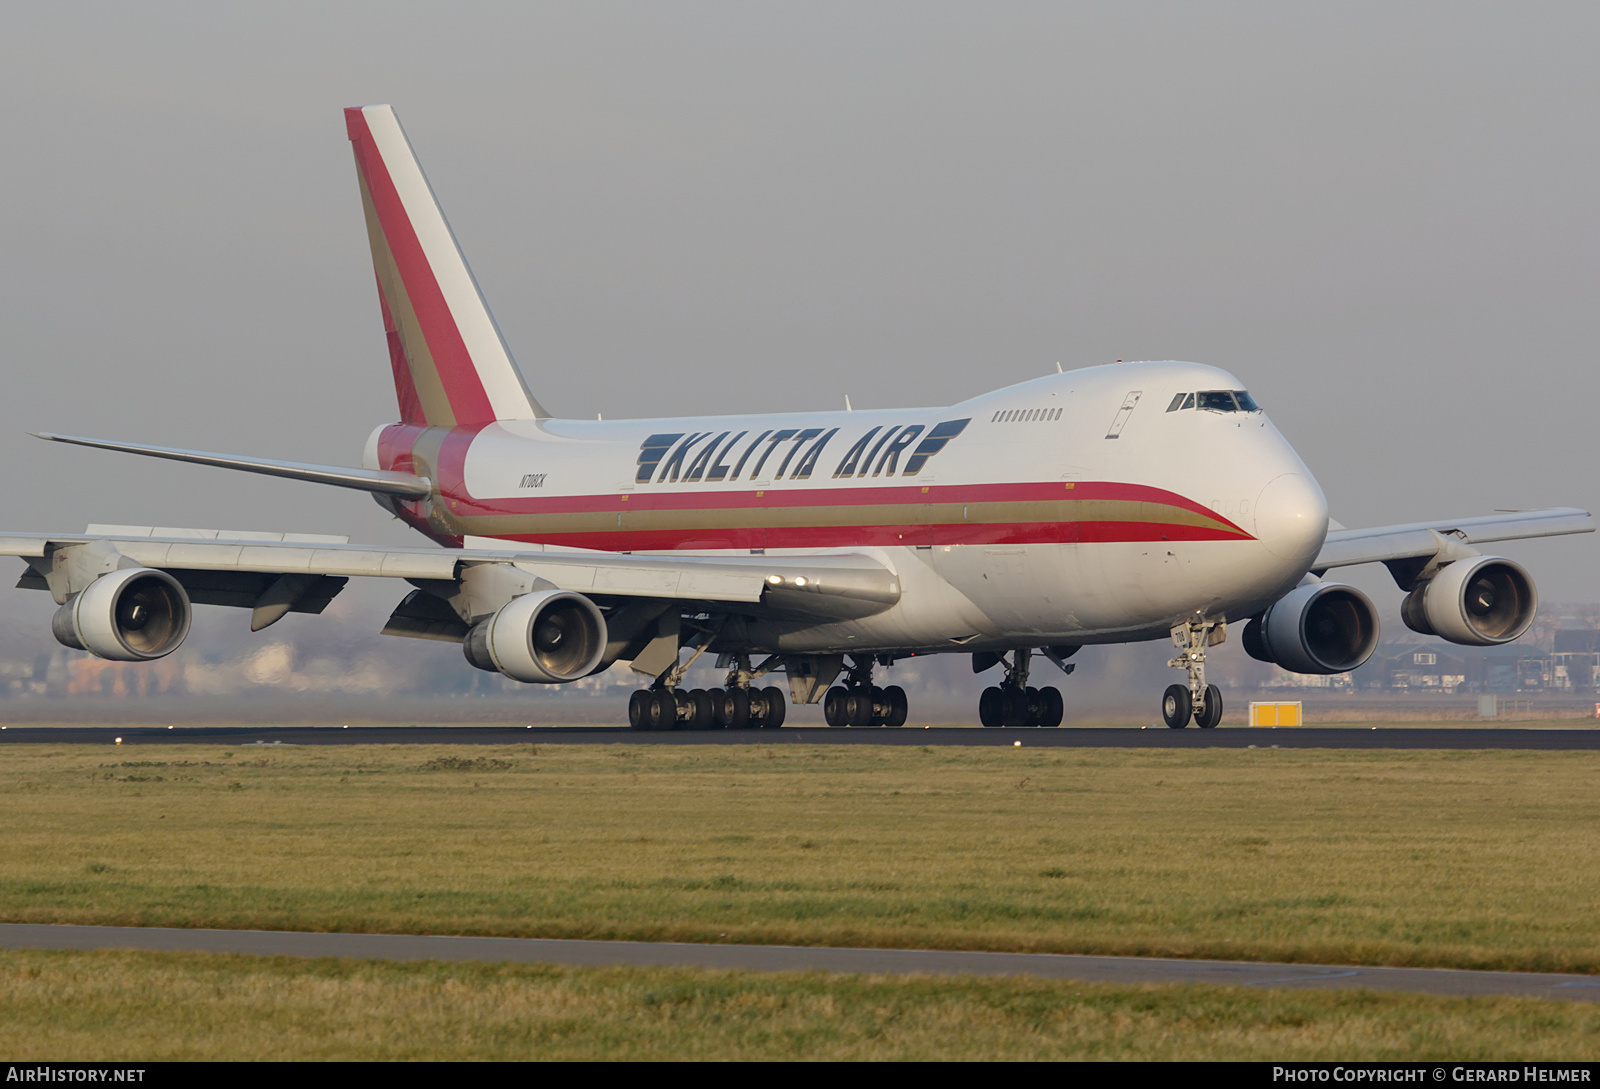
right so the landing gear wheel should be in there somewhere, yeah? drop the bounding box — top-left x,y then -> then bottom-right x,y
883,685 -> 908,728
759,686 -> 787,728
978,686 -> 1003,727
1038,686 -> 1064,728
704,688 -> 727,729
1001,686 -> 1029,727
628,689 -> 651,730
845,688 -> 873,727
868,685 -> 886,727
823,686 -> 848,727
653,690 -> 679,730
1162,684 -> 1192,729
716,687 -> 751,729
686,689 -> 715,730
1196,684 -> 1223,729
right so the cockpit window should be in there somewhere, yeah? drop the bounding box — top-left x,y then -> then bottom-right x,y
1168,390 -> 1259,413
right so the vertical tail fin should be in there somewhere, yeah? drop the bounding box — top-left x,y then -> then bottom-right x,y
345,104 -> 548,426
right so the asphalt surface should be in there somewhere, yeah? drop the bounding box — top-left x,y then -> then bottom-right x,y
2,924 -> 1595,1002
2,724 -> 1599,748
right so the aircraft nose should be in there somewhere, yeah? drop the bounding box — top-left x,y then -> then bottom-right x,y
1253,472 -> 1328,566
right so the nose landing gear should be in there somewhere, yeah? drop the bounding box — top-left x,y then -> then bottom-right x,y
1165,617 -> 1224,729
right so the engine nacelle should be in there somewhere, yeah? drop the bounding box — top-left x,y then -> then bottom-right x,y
462,589 -> 607,683
1246,581 -> 1380,675
51,567 -> 192,661
1401,556 -> 1537,646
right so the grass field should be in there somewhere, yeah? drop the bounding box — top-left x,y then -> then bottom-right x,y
3,742 -> 1598,971
4,948 -> 1598,1061
4,740 -> 1598,1059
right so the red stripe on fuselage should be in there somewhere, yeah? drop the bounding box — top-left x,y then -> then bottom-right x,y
475,519 -> 1243,552
377,422 -> 1253,549
345,108 -> 496,426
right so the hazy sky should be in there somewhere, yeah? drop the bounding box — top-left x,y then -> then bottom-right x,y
1,1 -> 1595,634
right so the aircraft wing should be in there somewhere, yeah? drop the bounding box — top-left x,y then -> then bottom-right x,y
1312,507 -> 1594,572
0,526 -> 901,629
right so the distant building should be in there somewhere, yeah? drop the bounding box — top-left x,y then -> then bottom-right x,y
1551,630 -> 1600,691
1266,641 -> 1566,693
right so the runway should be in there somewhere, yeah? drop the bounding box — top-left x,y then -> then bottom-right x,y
1,923 -> 1594,1003
1,724 -> 1598,749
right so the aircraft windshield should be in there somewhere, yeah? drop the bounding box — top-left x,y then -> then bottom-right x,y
1167,390 -> 1261,413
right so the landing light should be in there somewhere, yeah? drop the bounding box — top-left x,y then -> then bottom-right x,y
766,575 -> 782,585
794,576 -> 808,587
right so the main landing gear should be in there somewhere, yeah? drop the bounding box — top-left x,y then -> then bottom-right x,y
1164,616 -> 1224,729
977,649 -> 1064,728
628,652 -> 787,731
821,656 -> 908,727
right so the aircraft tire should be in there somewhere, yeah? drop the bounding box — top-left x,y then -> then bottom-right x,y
723,686 -> 752,729
978,686 -> 1003,727
670,689 -> 692,730
628,689 -> 651,730
1039,686 -> 1064,727
687,689 -> 715,730
760,686 -> 787,728
704,688 -> 728,729
1001,687 -> 1029,727
883,685 -> 908,728
823,686 -> 848,727
846,689 -> 873,727
1162,684 -> 1192,729
1196,685 -> 1223,729
653,690 -> 679,730
868,685 -> 886,727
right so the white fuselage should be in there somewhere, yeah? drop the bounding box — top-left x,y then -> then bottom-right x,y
370,360 -> 1329,653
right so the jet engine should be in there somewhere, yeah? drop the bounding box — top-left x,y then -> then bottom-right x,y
1243,581 -> 1379,675
462,589 -> 608,683
51,567 -> 192,661
1400,556 -> 1537,646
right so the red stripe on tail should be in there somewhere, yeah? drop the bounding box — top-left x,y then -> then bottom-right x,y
345,108 -> 497,425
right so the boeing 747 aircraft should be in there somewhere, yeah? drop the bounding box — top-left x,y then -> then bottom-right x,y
6,106 -> 1591,729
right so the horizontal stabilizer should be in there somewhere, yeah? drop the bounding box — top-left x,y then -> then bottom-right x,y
32,433 -> 432,498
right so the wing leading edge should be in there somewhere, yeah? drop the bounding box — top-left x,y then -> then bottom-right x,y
0,529 -> 901,627
1312,507 -> 1594,573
